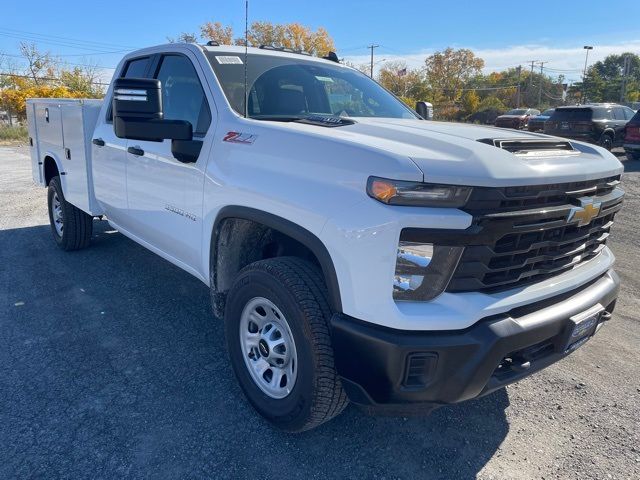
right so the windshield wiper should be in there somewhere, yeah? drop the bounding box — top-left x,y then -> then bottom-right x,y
250,114 -> 355,127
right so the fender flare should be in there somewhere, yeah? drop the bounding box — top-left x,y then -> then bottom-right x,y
211,206 -> 343,313
42,152 -> 65,187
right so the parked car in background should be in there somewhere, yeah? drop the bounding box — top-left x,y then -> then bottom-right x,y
624,109 -> 640,160
494,108 -> 540,129
527,108 -> 555,132
544,104 -> 635,150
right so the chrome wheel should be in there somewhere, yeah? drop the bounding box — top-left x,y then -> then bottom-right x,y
239,297 -> 298,399
52,192 -> 63,237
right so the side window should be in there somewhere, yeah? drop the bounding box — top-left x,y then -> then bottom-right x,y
613,107 -> 626,121
624,107 -> 635,120
122,57 -> 150,78
155,55 -> 211,136
106,56 -> 150,122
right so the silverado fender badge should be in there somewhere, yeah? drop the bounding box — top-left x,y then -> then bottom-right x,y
223,131 -> 257,145
165,205 -> 196,222
567,199 -> 601,227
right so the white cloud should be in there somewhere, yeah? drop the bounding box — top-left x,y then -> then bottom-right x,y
344,41 -> 640,83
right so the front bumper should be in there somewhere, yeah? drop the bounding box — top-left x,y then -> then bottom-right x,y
330,270 -> 619,411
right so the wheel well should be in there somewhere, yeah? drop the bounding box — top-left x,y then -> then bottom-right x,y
44,156 -> 59,185
210,210 -> 342,318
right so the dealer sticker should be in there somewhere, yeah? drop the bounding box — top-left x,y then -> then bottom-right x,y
215,56 -> 243,65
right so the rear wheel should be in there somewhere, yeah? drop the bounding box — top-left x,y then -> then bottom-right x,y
599,133 -> 613,151
47,176 -> 93,251
224,257 -> 348,432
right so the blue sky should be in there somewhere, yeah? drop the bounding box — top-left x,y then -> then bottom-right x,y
2,0 -> 639,83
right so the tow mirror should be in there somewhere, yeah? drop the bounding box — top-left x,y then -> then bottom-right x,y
112,78 -> 192,142
415,101 -> 433,120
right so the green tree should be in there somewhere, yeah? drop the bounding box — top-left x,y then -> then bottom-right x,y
573,53 -> 640,103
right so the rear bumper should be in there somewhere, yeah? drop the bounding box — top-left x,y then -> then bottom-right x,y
330,270 -> 619,411
545,132 -> 596,143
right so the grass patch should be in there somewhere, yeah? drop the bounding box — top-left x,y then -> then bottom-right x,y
0,124 -> 29,143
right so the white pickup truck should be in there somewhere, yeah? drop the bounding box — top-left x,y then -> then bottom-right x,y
27,42 -> 624,432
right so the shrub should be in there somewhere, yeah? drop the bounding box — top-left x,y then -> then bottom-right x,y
0,124 -> 29,142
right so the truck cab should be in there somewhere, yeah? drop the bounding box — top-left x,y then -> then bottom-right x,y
27,43 -> 624,432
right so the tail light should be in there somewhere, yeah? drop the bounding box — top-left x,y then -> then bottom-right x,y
626,124 -> 640,141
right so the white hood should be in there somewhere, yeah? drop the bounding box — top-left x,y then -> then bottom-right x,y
318,118 -> 623,187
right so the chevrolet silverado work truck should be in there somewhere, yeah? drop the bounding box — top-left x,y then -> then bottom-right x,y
27,43 -> 624,432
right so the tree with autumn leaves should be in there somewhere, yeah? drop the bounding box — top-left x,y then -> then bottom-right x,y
174,21 -> 335,56
0,42 -> 104,122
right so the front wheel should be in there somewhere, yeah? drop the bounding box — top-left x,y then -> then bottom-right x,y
224,257 -> 348,432
47,176 -> 93,251
599,133 -> 613,151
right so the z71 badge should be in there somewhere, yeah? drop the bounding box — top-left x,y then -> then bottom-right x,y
223,131 -> 257,145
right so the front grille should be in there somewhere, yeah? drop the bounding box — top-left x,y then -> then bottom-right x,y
446,176 -> 624,293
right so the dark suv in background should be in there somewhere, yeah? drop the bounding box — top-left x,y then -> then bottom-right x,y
544,104 -> 635,150
624,109 -> 640,160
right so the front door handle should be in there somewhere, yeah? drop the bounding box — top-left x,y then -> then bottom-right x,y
127,146 -> 144,156
92,138 -> 105,147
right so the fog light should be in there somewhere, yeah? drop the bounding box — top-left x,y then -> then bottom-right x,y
393,239 -> 463,301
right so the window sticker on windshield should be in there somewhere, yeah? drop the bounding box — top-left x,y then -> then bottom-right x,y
315,76 -> 334,83
216,56 -> 243,65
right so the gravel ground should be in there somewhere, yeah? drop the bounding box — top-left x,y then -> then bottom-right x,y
1,145 -> 638,479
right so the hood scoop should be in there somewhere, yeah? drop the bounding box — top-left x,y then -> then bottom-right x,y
478,138 -> 578,157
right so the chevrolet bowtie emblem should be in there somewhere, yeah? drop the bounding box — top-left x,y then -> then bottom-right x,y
567,200 -> 601,227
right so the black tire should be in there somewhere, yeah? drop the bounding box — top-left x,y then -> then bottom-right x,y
599,133 -> 613,151
224,257 -> 348,432
47,176 -> 93,251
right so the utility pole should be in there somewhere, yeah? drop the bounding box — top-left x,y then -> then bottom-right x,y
582,46 -> 593,104
537,61 -> 546,107
368,44 -> 379,78
528,60 -> 537,106
620,54 -> 630,103
516,65 -> 522,108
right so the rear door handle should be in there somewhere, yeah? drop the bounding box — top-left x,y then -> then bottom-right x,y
92,138 -> 105,146
127,146 -> 144,156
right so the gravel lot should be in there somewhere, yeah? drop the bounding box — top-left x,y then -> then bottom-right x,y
1,144 -> 639,479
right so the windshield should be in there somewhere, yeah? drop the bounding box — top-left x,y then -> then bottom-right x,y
542,109 -> 555,116
506,109 -> 528,115
206,51 -> 418,120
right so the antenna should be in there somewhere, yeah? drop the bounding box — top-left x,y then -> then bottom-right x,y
243,0 -> 249,118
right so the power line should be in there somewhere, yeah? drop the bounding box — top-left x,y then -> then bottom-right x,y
0,27 -> 138,50
0,52 -> 117,70
0,72 -> 110,86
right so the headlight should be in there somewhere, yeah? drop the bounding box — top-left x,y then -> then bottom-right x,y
367,176 -> 472,207
393,240 -> 463,301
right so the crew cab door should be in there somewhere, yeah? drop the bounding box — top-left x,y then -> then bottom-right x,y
124,53 -> 213,269
93,56 -> 152,226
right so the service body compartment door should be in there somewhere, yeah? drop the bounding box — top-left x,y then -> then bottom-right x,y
26,102 -> 43,185
60,103 -> 102,215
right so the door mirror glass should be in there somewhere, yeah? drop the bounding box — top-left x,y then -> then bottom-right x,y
112,77 -> 193,142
